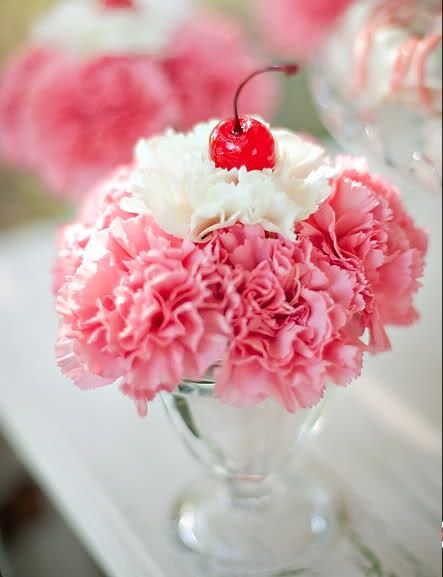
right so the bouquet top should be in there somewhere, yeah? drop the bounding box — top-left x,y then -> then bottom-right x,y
54,114 -> 427,416
124,119 -> 335,242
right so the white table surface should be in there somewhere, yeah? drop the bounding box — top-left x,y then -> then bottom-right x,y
0,187 -> 441,577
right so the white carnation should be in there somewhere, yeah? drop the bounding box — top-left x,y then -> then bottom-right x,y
31,0 -> 192,57
125,120 -> 335,242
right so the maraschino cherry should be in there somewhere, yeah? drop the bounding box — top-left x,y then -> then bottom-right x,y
101,0 -> 134,8
209,64 -> 299,172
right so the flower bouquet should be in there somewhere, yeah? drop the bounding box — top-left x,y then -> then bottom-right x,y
53,66 -> 427,575
0,0 -> 276,199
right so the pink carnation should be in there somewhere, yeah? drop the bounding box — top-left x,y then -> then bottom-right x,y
52,166 -> 134,294
53,223 -> 91,297
56,214 -> 231,415
0,48 -> 56,166
27,55 -> 179,198
164,13 -> 277,130
297,161 -> 428,351
54,159 -> 426,414
255,0 -> 355,60
204,225 -> 364,411
77,166 -> 135,228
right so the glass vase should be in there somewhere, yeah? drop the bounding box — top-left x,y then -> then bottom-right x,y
162,374 -> 339,576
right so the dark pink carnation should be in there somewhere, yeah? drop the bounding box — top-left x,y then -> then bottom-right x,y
56,214 -> 231,415
255,0 -> 354,60
0,48 -> 56,166
297,162 -> 428,351
164,12 -> 277,130
203,224 -> 364,411
27,55 -> 179,197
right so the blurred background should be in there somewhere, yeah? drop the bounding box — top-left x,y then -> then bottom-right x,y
0,2 -> 440,577
0,0 -> 326,231
0,2 -> 325,576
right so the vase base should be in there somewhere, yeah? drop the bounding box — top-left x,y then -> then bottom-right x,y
173,470 -> 342,576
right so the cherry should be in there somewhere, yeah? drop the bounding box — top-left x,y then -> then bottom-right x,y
210,116 -> 276,171
209,64 -> 299,172
101,0 -> 134,9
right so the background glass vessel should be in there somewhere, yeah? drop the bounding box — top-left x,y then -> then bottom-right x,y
310,0 -> 442,194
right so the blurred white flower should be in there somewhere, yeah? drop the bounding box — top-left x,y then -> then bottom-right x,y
32,0 -> 193,57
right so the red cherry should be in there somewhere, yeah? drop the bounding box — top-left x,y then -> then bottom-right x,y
210,116 -> 276,171
209,64 -> 299,172
101,0 -> 134,9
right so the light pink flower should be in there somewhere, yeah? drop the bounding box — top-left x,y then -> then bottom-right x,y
54,159 -> 426,414
77,166 -> 135,228
254,0 -> 355,60
164,12 -> 277,130
56,214 -> 231,415
297,162 -> 428,351
27,54 -> 179,198
0,48 -> 56,166
53,166 -> 134,294
204,225 -> 364,411
53,222 -> 91,296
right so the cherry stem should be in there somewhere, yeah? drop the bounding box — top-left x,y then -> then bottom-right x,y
233,63 -> 299,134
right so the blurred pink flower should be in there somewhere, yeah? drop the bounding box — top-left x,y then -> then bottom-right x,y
0,10 -> 277,200
255,0 -> 355,60
297,162 -> 428,352
27,55 -> 179,198
163,12 -> 277,130
0,48 -> 55,166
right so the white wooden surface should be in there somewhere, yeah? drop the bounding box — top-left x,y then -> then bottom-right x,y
0,187 -> 441,577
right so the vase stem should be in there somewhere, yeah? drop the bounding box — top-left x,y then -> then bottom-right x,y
228,475 -> 273,507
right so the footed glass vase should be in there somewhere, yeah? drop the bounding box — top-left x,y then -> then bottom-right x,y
163,375 -> 339,576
